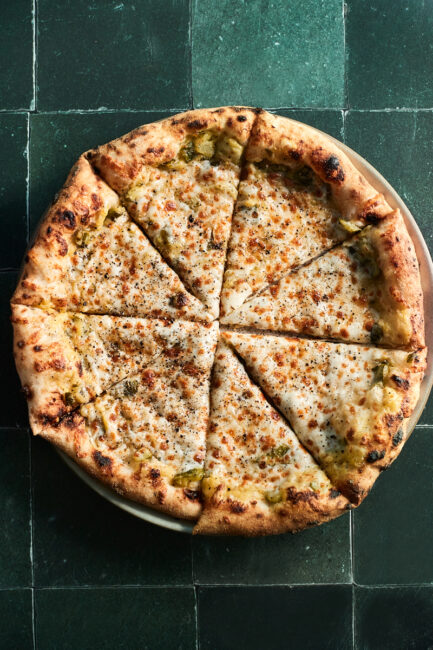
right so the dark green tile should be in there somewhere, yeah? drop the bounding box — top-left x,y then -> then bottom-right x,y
0,1 -> 33,109
347,1 -> 433,109
198,586 -> 352,650
0,430 -> 31,588
0,272 -> 29,428
192,0 -> 345,109
0,589 -> 33,649
0,114 -> 28,269
33,438 -> 192,587
345,110 -> 433,424
355,586 -> 433,650
274,109 -> 344,141
29,111 -> 171,234
37,0 -> 190,110
36,587 -> 195,650
354,427 -> 433,585
193,514 -> 350,585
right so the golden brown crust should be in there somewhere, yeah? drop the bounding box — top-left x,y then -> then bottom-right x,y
88,106 -> 259,193
42,412 -> 201,520
194,484 -> 349,536
12,156 -> 119,309
371,211 -> 425,349
246,111 -> 392,224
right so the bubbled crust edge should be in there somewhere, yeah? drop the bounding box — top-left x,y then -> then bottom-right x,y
193,483 -> 349,536
372,210 -> 425,349
246,110 -> 393,224
41,411 -> 202,521
11,304 -> 76,432
11,156 -> 119,310
87,106 -> 259,193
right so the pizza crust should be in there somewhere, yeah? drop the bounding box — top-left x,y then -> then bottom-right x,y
246,111 -> 392,224
88,106 -> 259,194
222,210 -> 425,350
42,413 -> 202,520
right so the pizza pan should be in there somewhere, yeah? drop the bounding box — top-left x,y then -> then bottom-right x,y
58,118 -> 433,533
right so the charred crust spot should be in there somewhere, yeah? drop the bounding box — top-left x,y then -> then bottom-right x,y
392,428 -> 404,447
33,345 -> 42,352
230,502 -> 246,514
286,487 -> 313,504
364,212 -> 381,225
60,210 -> 76,229
323,155 -> 345,182
366,449 -> 386,463
149,468 -> 160,481
46,226 -> 52,235
17,340 -> 25,349
237,115 -> 247,122
55,233 -> 68,256
184,489 -> 200,501
385,412 -> 403,428
22,385 -> 33,400
289,150 -> 301,161
391,374 -> 410,390
187,119 -> 208,130
330,489 -> 341,499
93,450 -> 112,469
147,146 -> 165,155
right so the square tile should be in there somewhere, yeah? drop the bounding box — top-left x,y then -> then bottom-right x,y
0,1 -> 33,109
37,0 -> 191,110
347,1 -> 433,109
198,586 -> 352,650
0,114 -> 28,270
36,587 -> 196,649
192,0 -> 345,109
355,586 -> 433,649
345,110 -> 433,426
29,111 -> 172,234
32,437 -> 192,587
353,426 -> 433,585
0,589 -> 33,649
193,514 -> 350,585
0,272 -> 29,428
0,430 -> 31,588
275,109 -> 344,140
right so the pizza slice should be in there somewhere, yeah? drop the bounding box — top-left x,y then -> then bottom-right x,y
220,110 -> 392,316
224,331 -> 426,505
39,320 -> 219,520
12,302 -> 217,434
89,107 -> 258,317
12,157 -> 210,322
194,341 -> 349,535
222,211 -> 424,350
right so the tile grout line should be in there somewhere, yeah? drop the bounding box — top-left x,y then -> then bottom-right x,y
194,585 -> 200,650
189,0 -> 194,110
2,106 -> 433,115
352,583 -> 356,649
343,0 -> 349,110
31,0 -> 36,111
28,431 -> 36,649
25,113 -> 30,246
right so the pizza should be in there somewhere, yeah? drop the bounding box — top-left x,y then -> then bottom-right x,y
11,107 -> 427,536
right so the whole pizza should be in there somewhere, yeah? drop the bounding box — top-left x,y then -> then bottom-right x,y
12,107 -> 427,536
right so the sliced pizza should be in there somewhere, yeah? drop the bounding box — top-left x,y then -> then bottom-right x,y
220,111 -> 393,316
224,331 -> 426,504
40,320 -> 219,519
12,303 -> 217,434
12,156 -> 210,322
222,210 -> 424,350
89,107 -> 258,317
194,341 -> 349,535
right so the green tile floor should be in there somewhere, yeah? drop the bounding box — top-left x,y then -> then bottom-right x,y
1,0 -> 433,647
